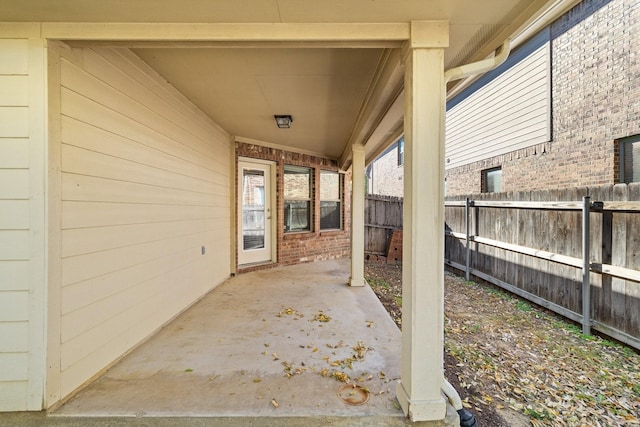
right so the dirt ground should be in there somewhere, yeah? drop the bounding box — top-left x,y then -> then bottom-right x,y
365,261 -> 640,427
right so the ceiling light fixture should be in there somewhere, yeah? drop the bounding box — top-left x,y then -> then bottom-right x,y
274,115 -> 293,128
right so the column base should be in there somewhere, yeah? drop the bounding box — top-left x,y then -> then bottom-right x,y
396,381 -> 447,422
349,276 -> 366,287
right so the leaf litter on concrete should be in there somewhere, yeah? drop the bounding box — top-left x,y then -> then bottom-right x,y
365,261 -> 640,427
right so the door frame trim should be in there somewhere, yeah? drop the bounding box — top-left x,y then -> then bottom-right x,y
237,157 -> 277,266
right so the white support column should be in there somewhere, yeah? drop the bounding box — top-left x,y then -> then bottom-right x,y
396,21 -> 448,422
350,145 -> 366,287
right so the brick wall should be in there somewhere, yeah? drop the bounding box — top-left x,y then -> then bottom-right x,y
368,143 -> 404,197
445,0 -> 640,196
236,142 -> 351,272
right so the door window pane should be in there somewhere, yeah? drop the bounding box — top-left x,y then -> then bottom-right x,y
242,169 -> 265,249
284,166 -> 312,232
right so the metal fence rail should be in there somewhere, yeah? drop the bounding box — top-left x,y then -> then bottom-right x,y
445,194 -> 640,350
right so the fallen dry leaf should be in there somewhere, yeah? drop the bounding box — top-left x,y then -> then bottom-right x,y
366,263 -> 640,427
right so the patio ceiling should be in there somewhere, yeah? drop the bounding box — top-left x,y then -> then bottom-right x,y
3,0 -> 568,162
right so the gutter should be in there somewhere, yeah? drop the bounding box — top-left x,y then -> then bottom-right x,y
444,38 -> 511,84
446,0 -> 582,97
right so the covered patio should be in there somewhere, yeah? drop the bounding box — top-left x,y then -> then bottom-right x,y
48,259 -> 457,425
0,0 -> 581,423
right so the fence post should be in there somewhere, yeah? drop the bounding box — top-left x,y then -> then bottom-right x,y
465,197 -> 471,281
582,196 -> 591,336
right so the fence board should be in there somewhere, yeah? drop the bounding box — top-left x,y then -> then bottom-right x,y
445,183 -> 640,350
364,195 -> 402,256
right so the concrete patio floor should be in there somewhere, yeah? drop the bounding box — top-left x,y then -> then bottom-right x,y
1,259 -> 458,426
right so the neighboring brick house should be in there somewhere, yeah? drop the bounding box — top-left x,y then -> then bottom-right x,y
366,137 -> 404,197
445,0 -> 640,196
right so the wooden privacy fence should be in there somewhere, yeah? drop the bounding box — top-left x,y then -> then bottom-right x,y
445,184 -> 640,350
365,195 -> 403,255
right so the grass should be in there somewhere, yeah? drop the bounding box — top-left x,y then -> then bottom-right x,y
515,300 -> 533,312
367,277 -> 391,289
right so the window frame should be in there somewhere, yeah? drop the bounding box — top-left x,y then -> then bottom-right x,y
319,170 -> 343,231
283,165 -> 313,233
482,166 -> 503,193
619,135 -> 640,184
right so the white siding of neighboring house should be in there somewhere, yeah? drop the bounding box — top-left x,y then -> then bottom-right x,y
445,34 -> 551,170
47,42 -> 232,404
0,25 -> 47,411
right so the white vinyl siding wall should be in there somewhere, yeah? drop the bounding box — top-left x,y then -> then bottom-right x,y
445,40 -> 550,169
51,45 -> 231,401
0,28 -> 47,412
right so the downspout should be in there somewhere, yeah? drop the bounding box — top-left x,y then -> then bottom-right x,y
439,38 -> 511,427
444,38 -> 511,84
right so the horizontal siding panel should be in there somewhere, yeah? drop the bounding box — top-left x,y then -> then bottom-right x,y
448,77 -> 546,132
446,43 -> 549,169
0,230 -> 29,260
0,76 -> 28,106
61,243 -> 212,315
60,256 -> 202,344
447,107 -> 548,159
0,200 -> 29,229
60,258 -> 205,369
452,132 -> 549,166
61,117 -> 224,185
55,44 -> 232,404
61,232 -> 207,286
447,74 -> 547,135
61,256 -> 220,397
0,169 -> 29,199
447,80 -> 547,137
60,88 -> 220,173
59,288 -> 167,397
0,261 -> 29,291
61,173 -> 228,207
90,48 -> 231,150
0,322 -> 29,352
0,291 -> 29,321
61,60 -> 220,166
0,138 -> 29,168
0,381 -> 27,411
0,353 -> 28,381
61,201 -> 226,229
447,52 -> 548,122
83,49 -> 228,156
447,94 -> 548,149
0,39 -> 28,75
0,107 -> 29,137
61,142 -> 221,195
61,218 -> 217,258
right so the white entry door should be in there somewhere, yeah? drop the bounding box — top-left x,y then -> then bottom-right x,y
238,159 -> 274,265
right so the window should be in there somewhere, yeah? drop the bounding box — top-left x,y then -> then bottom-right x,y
284,166 -> 312,232
320,171 -> 342,230
482,167 -> 502,193
620,135 -> 640,183
397,137 -> 404,166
